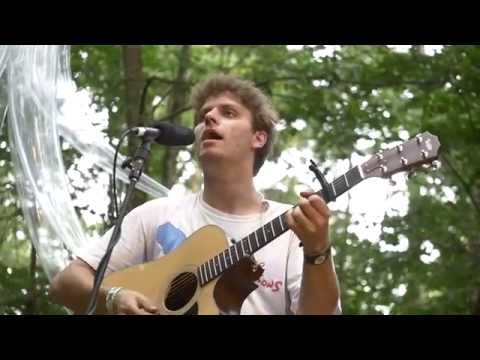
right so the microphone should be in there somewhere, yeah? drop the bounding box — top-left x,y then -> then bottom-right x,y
132,121 -> 195,146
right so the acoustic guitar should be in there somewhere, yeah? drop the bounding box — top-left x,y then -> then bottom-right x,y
102,132 -> 441,314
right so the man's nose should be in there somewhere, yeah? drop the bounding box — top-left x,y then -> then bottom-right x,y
204,108 -> 219,126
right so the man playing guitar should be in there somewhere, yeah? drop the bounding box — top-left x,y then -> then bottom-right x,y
49,73 -> 341,315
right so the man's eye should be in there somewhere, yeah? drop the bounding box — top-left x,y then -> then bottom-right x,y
225,110 -> 236,117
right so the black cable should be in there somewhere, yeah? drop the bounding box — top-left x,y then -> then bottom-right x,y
112,129 -> 133,220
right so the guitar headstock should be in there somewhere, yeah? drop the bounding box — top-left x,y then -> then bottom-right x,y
361,132 -> 441,179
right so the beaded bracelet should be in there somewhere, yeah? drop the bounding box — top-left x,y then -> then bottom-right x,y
105,287 -> 124,314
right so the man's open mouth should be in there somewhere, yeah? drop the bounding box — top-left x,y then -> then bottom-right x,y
201,129 -> 223,141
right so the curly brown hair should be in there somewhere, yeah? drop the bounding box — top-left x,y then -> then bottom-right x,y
191,73 -> 278,176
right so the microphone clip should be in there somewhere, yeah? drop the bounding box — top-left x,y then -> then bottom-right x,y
122,138 -> 152,183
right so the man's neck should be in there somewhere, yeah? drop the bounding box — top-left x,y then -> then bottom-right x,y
202,171 -> 264,216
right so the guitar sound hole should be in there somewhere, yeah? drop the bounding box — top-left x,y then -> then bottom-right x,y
165,272 -> 198,311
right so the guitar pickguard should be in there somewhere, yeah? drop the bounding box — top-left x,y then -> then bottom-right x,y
213,256 -> 264,315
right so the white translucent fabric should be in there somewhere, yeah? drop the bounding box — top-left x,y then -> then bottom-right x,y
0,45 -> 7,79
0,46 -> 8,131
0,75 -> 7,132
1,45 -> 169,280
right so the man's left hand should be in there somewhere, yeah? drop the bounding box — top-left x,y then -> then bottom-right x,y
285,191 -> 331,255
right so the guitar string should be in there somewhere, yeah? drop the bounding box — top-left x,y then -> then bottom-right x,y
166,204 -> 287,297
166,196 -> 268,299
166,231 -> 260,296
167,244 -> 248,297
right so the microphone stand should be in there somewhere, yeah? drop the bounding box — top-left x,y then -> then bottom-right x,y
85,137 -> 152,315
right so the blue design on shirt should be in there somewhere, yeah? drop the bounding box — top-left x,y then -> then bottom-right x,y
155,222 -> 186,254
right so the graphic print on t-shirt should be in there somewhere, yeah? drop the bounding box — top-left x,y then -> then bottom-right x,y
155,222 -> 186,254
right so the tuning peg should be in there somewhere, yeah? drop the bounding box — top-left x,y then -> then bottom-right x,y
432,160 -> 441,170
380,165 -> 388,176
397,145 -> 404,153
389,177 -> 397,186
376,152 -> 384,161
416,134 -> 423,144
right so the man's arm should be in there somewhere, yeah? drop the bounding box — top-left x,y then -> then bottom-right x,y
297,254 -> 341,315
286,192 -> 341,315
49,259 -> 109,314
49,204 -> 164,315
49,259 -> 158,315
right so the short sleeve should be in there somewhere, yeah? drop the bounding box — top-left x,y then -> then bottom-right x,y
76,207 -> 148,276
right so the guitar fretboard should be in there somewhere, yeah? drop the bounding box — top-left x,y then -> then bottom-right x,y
325,165 -> 363,200
197,166 -> 363,286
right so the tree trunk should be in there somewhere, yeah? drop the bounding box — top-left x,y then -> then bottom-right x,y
162,45 -> 192,189
25,244 -> 37,314
122,45 -> 147,211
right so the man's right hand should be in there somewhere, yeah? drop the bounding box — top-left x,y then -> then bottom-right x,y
49,259 -> 160,315
111,289 -> 159,315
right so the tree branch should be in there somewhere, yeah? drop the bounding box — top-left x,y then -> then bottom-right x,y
259,75 -> 448,91
440,152 -> 480,215
224,50 -> 251,73
271,92 -> 338,119
144,76 -> 193,86
139,77 -> 157,117
151,86 -> 174,118
155,105 -> 192,123
140,76 -> 193,122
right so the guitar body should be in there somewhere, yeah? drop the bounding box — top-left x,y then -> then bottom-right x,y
102,225 -> 263,315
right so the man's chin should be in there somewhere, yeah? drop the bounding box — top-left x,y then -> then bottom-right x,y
198,150 -> 222,162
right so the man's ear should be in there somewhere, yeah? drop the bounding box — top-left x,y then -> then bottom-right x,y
252,130 -> 268,149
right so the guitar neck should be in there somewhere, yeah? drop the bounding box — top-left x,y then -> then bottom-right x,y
197,165 -> 364,286
319,165 -> 364,201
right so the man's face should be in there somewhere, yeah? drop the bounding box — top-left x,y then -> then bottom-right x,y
194,91 -> 266,172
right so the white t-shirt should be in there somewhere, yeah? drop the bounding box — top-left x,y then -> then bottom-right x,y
77,191 -> 306,315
